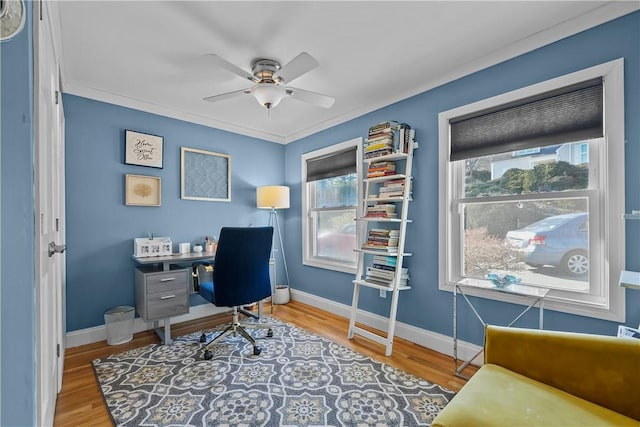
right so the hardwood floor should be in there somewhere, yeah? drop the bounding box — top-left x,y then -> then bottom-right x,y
53,300 -> 475,426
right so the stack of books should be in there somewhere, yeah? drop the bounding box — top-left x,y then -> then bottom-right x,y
377,179 -> 406,199
364,129 -> 394,159
362,229 -> 400,252
365,203 -> 397,219
365,255 -> 409,287
367,160 -> 396,178
364,121 -> 415,159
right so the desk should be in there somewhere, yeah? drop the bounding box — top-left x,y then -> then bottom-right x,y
132,252 -> 215,344
453,280 -> 549,378
132,252 -> 215,272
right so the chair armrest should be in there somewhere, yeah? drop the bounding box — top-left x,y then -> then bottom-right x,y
485,325 -> 640,420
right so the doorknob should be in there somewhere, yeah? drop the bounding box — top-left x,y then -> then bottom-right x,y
48,241 -> 66,257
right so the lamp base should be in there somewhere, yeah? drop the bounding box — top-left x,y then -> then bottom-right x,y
273,285 -> 290,305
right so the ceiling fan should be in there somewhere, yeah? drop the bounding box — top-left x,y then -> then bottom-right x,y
203,52 -> 335,110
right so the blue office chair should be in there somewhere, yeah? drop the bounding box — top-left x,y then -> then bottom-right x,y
198,226 -> 274,360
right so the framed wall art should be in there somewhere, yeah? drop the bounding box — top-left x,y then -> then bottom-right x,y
125,174 -> 161,206
125,130 -> 164,168
181,147 -> 231,202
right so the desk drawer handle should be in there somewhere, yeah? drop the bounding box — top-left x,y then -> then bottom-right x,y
160,294 -> 176,300
160,277 -> 176,282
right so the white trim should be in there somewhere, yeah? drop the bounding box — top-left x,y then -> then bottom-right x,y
301,137 -> 362,274
438,58 -> 626,322
63,83 -> 289,144
58,3 -> 638,145
65,304 -> 229,348
290,288 -> 483,365
65,289 -> 484,366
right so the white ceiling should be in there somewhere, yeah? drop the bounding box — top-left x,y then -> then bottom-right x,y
55,1 -> 638,144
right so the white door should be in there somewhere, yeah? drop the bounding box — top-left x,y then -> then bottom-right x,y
34,1 -> 65,425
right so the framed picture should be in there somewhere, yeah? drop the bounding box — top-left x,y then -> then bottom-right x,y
125,174 -> 161,206
125,130 -> 164,168
181,147 -> 231,202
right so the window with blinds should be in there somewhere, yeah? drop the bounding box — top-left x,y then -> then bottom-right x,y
302,138 -> 361,272
438,59 -> 625,322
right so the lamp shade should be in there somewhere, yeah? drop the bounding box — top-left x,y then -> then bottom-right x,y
257,186 -> 290,209
251,83 -> 286,109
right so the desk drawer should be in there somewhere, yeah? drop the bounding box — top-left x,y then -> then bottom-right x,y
146,288 -> 189,320
146,270 -> 189,293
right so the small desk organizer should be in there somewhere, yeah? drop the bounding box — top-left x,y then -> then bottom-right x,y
134,237 -> 172,257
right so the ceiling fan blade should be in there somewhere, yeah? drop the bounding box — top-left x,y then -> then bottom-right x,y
273,52 -> 318,84
203,88 -> 251,103
285,87 -> 335,109
204,54 -> 258,82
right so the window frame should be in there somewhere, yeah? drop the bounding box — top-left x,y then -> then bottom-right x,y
302,137 -> 362,273
438,58 -> 626,322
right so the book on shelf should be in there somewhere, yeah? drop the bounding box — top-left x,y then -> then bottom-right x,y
369,120 -> 400,135
367,264 -> 408,276
362,244 -> 398,251
367,204 -> 396,210
364,275 -> 409,287
369,160 -> 395,169
365,141 -> 393,152
365,213 -> 398,219
366,203 -> 396,213
366,121 -> 415,155
368,228 -> 400,237
373,255 -> 398,266
367,163 -> 395,178
365,134 -> 394,145
376,178 -> 411,198
364,148 -> 393,159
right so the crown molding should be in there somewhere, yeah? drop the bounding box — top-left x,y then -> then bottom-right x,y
59,2 -> 638,146
62,82 -> 288,144
283,1 -> 640,144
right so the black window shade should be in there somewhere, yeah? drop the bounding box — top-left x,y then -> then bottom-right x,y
449,78 -> 603,161
306,147 -> 357,182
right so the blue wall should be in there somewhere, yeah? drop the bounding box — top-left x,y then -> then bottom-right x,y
0,5 -> 36,426
64,95 -> 285,331
284,11 -> 640,345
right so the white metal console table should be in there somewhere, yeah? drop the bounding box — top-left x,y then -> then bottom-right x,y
453,280 -> 549,379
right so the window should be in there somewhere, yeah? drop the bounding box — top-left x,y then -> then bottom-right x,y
302,138 -> 362,273
439,59 -> 625,321
579,143 -> 589,164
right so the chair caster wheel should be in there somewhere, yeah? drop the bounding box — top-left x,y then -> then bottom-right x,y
253,346 -> 262,356
199,333 -> 207,343
267,329 -> 273,338
203,350 -> 213,360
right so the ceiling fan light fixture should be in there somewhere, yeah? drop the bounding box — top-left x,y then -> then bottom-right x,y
251,83 -> 285,109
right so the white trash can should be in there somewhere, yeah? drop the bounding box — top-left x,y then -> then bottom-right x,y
273,285 -> 290,305
104,306 -> 135,345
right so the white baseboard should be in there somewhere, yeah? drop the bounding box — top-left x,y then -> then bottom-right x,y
290,288 -> 483,365
66,290 -> 483,367
65,304 -> 229,348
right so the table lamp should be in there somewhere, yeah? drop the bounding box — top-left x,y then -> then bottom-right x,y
257,186 -> 291,302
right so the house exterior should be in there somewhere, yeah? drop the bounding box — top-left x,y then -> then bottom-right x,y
491,142 -> 589,179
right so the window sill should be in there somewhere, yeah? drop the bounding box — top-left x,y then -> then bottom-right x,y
440,280 -> 624,323
304,258 -> 356,275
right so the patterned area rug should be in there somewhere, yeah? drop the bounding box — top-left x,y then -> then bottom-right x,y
93,317 -> 455,426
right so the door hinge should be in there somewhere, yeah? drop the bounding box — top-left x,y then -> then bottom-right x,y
55,218 -> 59,232
56,344 -> 60,358
54,91 -> 59,105
40,1 -> 43,21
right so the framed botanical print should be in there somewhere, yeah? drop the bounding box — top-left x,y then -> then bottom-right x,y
125,174 -> 161,206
